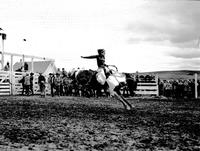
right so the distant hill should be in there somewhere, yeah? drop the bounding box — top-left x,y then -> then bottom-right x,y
137,70 -> 200,80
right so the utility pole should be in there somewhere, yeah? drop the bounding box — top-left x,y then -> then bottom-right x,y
0,28 -> 6,70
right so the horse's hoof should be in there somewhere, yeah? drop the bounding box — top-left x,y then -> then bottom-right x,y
126,106 -> 132,110
124,105 -> 132,111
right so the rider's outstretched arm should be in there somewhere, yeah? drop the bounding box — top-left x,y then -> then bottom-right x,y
81,55 -> 98,59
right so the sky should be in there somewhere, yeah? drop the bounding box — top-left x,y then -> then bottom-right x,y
0,0 -> 200,73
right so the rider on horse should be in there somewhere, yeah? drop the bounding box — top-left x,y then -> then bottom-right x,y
81,49 -> 109,85
81,49 -> 133,110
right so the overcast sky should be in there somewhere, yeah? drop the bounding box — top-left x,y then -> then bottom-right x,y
0,0 -> 200,72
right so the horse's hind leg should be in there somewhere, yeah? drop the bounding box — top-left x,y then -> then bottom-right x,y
106,78 -> 132,110
113,86 -> 132,109
120,95 -> 134,109
113,92 -> 132,110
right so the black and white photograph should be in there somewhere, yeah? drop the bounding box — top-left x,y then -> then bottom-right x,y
0,0 -> 200,150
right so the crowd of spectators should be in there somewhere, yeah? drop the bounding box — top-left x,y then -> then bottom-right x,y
19,72 -> 34,96
158,79 -> 199,99
19,68 -> 69,97
47,68 -> 71,97
136,74 -> 199,99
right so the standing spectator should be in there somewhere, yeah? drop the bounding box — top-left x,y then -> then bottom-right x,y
38,73 -> 46,97
62,74 -> 69,96
158,80 -> 164,96
48,73 -> 55,97
24,73 -> 31,96
54,73 -> 62,96
165,80 -> 172,97
57,68 -> 61,75
30,73 -> 34,95
163,80 -> 167,97
61,68 -> 67,76
4,62 -> 10,71
19,74 -> 25,95
24,62 -> 28,72
172,80 -> 178,98
61,68 -> 67,96
190,79 -> 195,98
60,74 -> 64,96
63,73 -> 73,96
179,80 -> 185,98
175,80 -> 181,98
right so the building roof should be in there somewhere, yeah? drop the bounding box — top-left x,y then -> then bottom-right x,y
13,61 -> 55,73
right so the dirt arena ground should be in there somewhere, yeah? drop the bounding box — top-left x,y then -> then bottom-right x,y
0,95 -> 200,151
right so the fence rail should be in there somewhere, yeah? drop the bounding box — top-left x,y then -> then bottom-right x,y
135,76 -> 159,96
135,82 -> 158,96
0,71 -> 11,96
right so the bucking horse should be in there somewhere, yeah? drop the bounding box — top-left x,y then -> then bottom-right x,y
69,68 -> 108,97
69,66 -> 137,110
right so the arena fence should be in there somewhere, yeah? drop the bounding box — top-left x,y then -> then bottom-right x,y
135,75 -> 159,96
0,71 -> 50,96
0,71 -> 11,95
135,82 -> 159,96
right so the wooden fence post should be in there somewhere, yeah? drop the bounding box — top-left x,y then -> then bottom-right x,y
1,37 -> 5,70
10,55 -> 13,95
195,73 -> 198,99
156,74 -> 159,96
